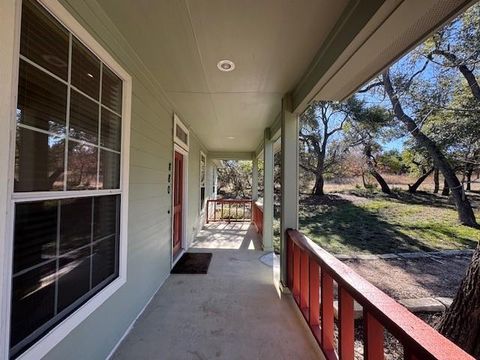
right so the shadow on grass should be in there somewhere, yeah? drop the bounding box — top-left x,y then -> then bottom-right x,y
342,188 -> 479,212
299,194 -> 477,254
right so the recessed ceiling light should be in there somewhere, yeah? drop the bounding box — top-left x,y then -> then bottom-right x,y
226,136 -> 235,140
217,60 -> 235,72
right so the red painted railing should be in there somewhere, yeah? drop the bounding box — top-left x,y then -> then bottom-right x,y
252,202 -> 263,235
286,229 -> 473,360
206,199 -> 252,223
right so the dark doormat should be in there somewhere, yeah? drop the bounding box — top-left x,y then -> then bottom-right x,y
171,252 -> 213,274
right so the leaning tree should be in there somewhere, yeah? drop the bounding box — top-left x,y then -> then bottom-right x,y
362,4 -> 480,356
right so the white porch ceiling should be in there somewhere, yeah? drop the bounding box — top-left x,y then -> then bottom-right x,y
96,0 -> 348,152
96,0 -> 474,153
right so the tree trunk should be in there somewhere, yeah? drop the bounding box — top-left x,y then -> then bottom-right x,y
312,173 -> 325,196
361,171 -> 368,188
433,168 -> 440,193
437,244 -> 480,358
442,178 -> 450,196
466,168 -> 473,192
382,70 -> 477,226
364,143 -> 391,194
369,168 -> 391,194
408,168 -> 434,193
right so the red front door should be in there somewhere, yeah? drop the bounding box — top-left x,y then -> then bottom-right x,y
173,151 -> 184,258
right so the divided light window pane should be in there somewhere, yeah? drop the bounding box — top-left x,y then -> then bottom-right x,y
100,108 -> 122,151
69,90 -> 99,144
15,127 -> 65,192
17,60 -> 67,134
94,195 -> 119,239
99,150 -> 120,189
13,200 -> 57,273
57,247 -> 91,312
71,37 -> 100,100
10,261 -> 56,350
59,197 -> 93,254
20,0 -> 69,80
92,235 -> 117,288
67,142 -> 98,190
102,66 -> 123,114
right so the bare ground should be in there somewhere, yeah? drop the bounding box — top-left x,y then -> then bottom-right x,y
341,253 -> 471,299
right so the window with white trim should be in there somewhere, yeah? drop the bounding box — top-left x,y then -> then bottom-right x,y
10,1 -> 126,358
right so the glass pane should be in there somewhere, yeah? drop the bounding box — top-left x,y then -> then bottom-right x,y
67,142 -> 98,190
71,37 -> 100,100
101,66 -> 122,114
69,90 -> 99,144
99,150 -> 120,189
10,261 -> 56,349
92,235 -> 116,288
100,108 -> 121,151
57,247 -> 91,312
94,195 -> 119,240
59,197 -> 92,254
20,0 -> 69,80
17,60 -> 67,134
14,201 -> 58,273
15,127 -> 65,192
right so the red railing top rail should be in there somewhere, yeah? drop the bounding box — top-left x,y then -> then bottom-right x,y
207,199 -> 253,203
286,229 -> 474,360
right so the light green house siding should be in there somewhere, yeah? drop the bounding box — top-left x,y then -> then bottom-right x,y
42,1 -> 209,359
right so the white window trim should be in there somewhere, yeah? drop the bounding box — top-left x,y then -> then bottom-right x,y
173,113 -> 189,151
1,1 -> 132,359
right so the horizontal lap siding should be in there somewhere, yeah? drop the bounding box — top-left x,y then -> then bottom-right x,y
43,0 -> 207,359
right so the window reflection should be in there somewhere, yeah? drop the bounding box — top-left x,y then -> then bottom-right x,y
69,90 -> 99,144
67,142 -> 98,190
17,60 -> 67,134
15,127 -> 65,192
100,108 -> 121,151
99,150 -> 120,189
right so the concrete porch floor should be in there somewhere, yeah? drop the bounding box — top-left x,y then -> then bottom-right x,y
112,224 -> 323,360
191,222 -> 263,250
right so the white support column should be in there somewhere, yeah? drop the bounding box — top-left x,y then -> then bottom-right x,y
280,94 -> 299,287
252,155 -> 258,201
262,129 -> 274,251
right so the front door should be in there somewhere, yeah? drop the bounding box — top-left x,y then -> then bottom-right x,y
173,150 -> 184,258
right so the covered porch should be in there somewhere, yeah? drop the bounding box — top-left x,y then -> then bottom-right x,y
0,0 -> 477,359
112,226 -> 322,360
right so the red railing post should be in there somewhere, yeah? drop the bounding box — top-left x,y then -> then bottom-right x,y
309,260 -> 319,328
321,271 -> 335,358
293,244 -> 301,303
339,287 -> 355,360
300,251 -> 309,311
287,236 -> 293,289
206,200 -> 210,224
364,311 -> 384,360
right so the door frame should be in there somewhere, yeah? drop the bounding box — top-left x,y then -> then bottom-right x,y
171,143 -> 188,267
